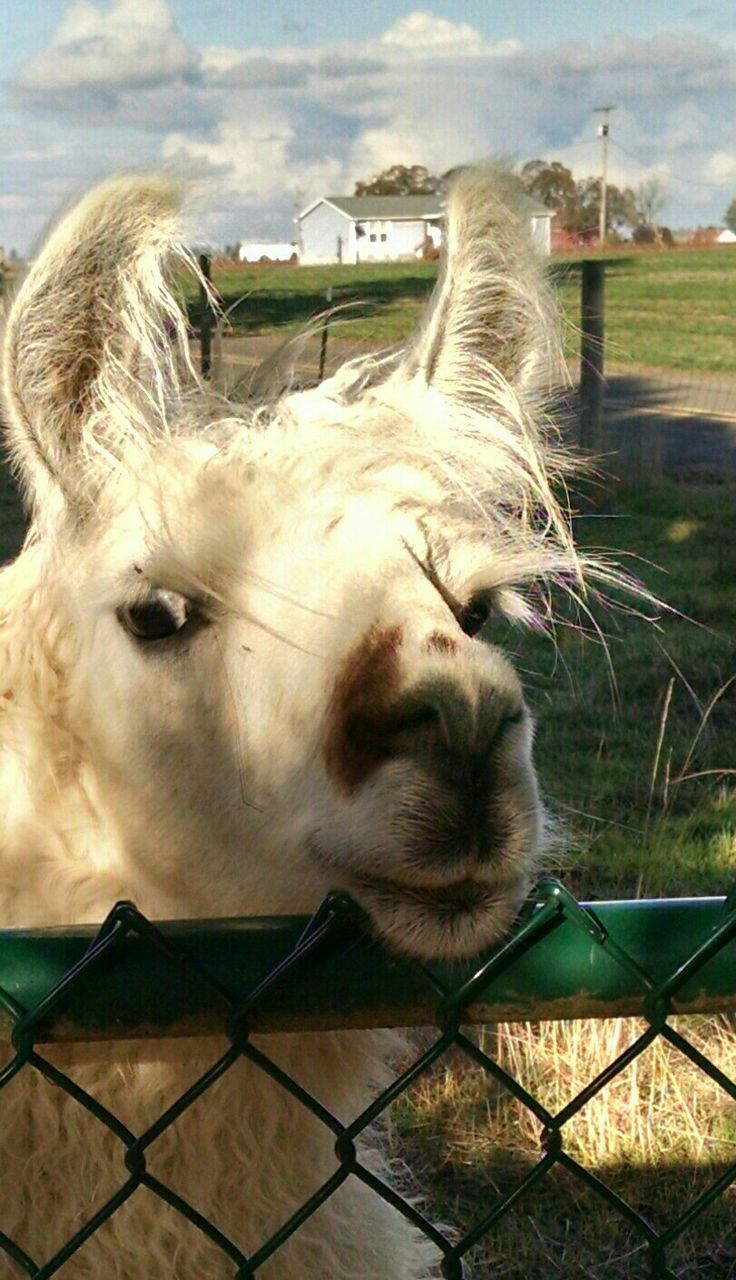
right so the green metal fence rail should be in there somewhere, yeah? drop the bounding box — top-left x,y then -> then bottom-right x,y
1,878 -> 736,1277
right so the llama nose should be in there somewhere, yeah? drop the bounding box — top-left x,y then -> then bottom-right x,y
324,624 -> 525,794
332,676 -> 523,796
373,677 -> 521,758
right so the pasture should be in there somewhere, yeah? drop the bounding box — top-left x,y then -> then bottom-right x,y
195,246 -> 736,375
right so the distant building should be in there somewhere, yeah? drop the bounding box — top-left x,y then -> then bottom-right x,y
551,226 -> 599,252
238,242 -> 297,264
297,193 -> 553,264
716,228 -> 736,246
689,227 -> 720,247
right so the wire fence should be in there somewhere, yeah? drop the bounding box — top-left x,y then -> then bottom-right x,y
1,878 -> 736,1278
191,249 -> 736,491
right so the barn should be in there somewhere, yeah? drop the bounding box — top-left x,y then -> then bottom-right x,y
297,192 -> 554,264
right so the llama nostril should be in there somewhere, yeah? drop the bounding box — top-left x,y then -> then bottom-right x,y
348,702 -> 439,751
384,704 -> 439,736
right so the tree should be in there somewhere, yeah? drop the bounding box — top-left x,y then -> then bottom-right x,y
628,177 -> 670,247
354,164 -> 442,197
519,160 -> 636,235
632,177 -> 668,234
519,159 -> 577,220
724,198 -> 736,234
607,184 -> 638,232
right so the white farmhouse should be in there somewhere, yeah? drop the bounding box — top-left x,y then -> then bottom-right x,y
297,192 -> 553,264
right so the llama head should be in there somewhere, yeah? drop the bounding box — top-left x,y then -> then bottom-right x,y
2,169 -> 578,959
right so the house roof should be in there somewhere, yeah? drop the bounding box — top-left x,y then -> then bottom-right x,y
299,191 -> 553,223
299,195 -> 445,221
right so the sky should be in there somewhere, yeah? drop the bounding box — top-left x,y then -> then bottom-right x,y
2,0 -> 736,254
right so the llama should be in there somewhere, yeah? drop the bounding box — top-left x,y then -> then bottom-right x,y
0,168 -> 580,1278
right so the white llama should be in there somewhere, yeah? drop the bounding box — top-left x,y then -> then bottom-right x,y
0,169 -> 579,1278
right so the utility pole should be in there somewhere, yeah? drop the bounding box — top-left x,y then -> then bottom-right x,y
292,187 -> 304,258
594,105 -> 615,246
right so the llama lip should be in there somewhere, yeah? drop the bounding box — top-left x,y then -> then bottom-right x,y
355,872 -> 505,914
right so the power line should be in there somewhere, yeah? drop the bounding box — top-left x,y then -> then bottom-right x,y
524,138 -> 735,195
610,139 -> 734,191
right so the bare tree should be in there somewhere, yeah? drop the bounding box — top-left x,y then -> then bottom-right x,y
633,177 -> 669,244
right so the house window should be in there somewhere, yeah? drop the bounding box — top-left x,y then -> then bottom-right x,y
369,233 -> 377,242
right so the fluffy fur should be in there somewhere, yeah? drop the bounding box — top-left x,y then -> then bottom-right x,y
0,168 -> 580,1277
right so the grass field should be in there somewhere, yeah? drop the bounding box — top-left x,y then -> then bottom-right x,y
554,250 -> 736,375
190,246 -> 736,376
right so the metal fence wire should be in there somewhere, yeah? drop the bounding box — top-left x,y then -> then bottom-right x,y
1,877 -> 736,1279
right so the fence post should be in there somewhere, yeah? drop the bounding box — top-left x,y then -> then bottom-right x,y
579,259 -> 605,453
199,252 -> 212,380
318,285 -> 333,382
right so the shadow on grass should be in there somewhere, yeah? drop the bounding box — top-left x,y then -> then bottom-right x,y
554,375 -> 736,486
413,1146 -> 736,1278
192,272 -> 436,333
548,256 -> 635,288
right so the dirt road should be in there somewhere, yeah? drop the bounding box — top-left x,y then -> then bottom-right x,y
201,336 -> 736,481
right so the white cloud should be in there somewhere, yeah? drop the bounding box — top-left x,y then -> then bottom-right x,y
0,194 -> 33,211
704,151 -> 736,184
5,5 -> 736,250
381,11 -> 484,50
380,10 -> 520,58
18,0 -> 197,93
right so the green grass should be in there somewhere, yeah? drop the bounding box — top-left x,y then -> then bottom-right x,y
554,249 -> 736,374
187,259 -> 437,346
513,483 -> 736,900
192,247 -> 736,375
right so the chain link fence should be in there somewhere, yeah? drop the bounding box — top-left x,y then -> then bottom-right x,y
1,878 -> 736,1278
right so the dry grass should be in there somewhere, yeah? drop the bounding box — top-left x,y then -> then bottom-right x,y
395,1017 -> 736,1277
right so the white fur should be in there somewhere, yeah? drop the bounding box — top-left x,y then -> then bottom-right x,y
0,168 -> 580,1277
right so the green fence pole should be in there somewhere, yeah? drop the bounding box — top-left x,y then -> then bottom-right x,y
0,894 -> 734,1043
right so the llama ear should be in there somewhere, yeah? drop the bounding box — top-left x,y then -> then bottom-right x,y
401,168 -> 557,404
1,174 -> 193,513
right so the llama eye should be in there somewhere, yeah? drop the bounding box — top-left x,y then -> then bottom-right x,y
458,595 -> 492,638
117,589 -> 193,641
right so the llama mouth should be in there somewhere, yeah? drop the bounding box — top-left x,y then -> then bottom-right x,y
354,872 -> 507,916
346,868 -> 526,961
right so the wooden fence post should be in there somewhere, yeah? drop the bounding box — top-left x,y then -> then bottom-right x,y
579,259 -> 605,453
318,285 -> 333,382
199,253 -> 212,380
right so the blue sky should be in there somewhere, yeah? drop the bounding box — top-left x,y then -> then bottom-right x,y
2,0 -> 736,252
8,3 -> 734,62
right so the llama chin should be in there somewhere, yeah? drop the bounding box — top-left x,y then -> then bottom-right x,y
344,871 -> 530,962
0,166 -> 582,1278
